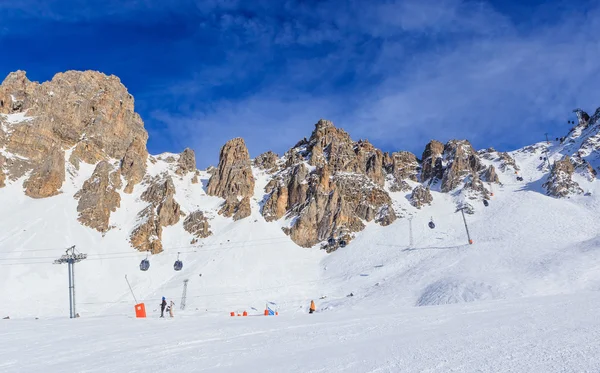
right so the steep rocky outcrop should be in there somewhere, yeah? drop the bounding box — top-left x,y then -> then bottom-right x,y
0,70 -> 148,196
207,138 -> 255,220
175,148 -> 196,176
305,120 -> 386,185
183,210 -> 212,238
482,165 -> 500,183
464,173 -> 490,199
130,175 -> 182,252
253,151 -> 279,172
543,156 -> 583,197
441,140 -> 484,193
219,196 -> 252,221
409,185 -> 433,209
498,152 -> 519,172
421,140 -> 444,182
75,161 -> 121,232
262,120 -> 396,247
130,207 -> 163,254
386,151 -> 419,191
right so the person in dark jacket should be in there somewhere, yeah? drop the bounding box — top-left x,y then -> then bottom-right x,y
160,297 -> 167,318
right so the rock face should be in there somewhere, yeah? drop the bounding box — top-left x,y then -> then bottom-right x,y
386,151 -> 419,191
75,161 -> 121,232
183,210 -> 212,238
482,165 -> 500,183
253,151 -> 279,172
464,173 -> 490,199
207,138 -> 255,220
305,120 -> 386,185
23,149 -> 65,198
130,175 -> 182,253
409,185 -> 433,209
421,140 -> 444,182
441,140 -> 484,193
543,156 -> 583,197
176,148 -> 196,176
0,70 -> 148,196
498,152 -> 519,172
262,120 -> 396,247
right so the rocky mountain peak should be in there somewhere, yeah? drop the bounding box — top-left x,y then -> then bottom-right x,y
0,70 -> 148,197
207,137 -> 255,220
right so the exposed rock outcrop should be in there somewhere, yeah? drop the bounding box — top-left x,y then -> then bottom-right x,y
130,175 -> 182,252
304,120 -> 386,185
543,156 -> 583,197
0,70 -> 149,196
207,138 -> 255,219
253,151 -> 279,172
183,210 -> 212,238
219,196 -> 252,221
421,140 -> 444,182
441,140 -> 484,193
386,151 -> 419,192
23,148 -> 65,198
464,173 -> 490,199
409,185 -> 433,209
262,122 -> 397,248
75,161 -> 121,232
482,165 -> 500,183
130,207 -> 163,254
175,148 -> 196,176
498,152 -> 519,172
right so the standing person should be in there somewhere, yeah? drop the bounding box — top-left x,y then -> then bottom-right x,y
169,300 -> 175,318
309,300 -> 316,314
160,297 -> 167,318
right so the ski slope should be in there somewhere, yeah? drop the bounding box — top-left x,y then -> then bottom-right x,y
2,292 -> 600,372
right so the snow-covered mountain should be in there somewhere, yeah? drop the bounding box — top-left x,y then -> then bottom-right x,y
1,70 -> 600,321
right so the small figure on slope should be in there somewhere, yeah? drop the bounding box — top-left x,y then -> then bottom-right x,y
309,300 -> 316,314
168,300 -> 175,318
160,297 -> 167,318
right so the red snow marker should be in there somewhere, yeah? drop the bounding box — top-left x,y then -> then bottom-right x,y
243,311 -> 248,316
264,309 -> 269,316
230,312 -> 235,317
135,303 -> 146,318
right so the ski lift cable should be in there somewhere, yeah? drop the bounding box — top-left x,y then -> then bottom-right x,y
0,237 -> 295,259
0,236 -> 296,254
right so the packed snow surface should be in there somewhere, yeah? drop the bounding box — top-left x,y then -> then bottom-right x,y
2,292 -> 600,372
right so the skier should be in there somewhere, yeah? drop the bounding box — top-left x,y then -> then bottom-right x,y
168,300 -> 175,318
309,300 -> 316,314
160,297 -> 167,318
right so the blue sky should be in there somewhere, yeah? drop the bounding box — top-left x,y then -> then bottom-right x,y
1,0 -> 599,166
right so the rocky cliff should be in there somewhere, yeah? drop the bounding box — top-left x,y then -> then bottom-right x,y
0,70 -> 148,198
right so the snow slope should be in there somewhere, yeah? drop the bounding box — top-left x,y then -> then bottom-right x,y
2,292 -> 600,372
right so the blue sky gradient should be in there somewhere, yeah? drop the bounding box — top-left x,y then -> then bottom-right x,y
1,0 -> 599,166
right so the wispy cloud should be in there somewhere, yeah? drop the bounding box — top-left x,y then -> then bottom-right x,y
1,0 -> 599,166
